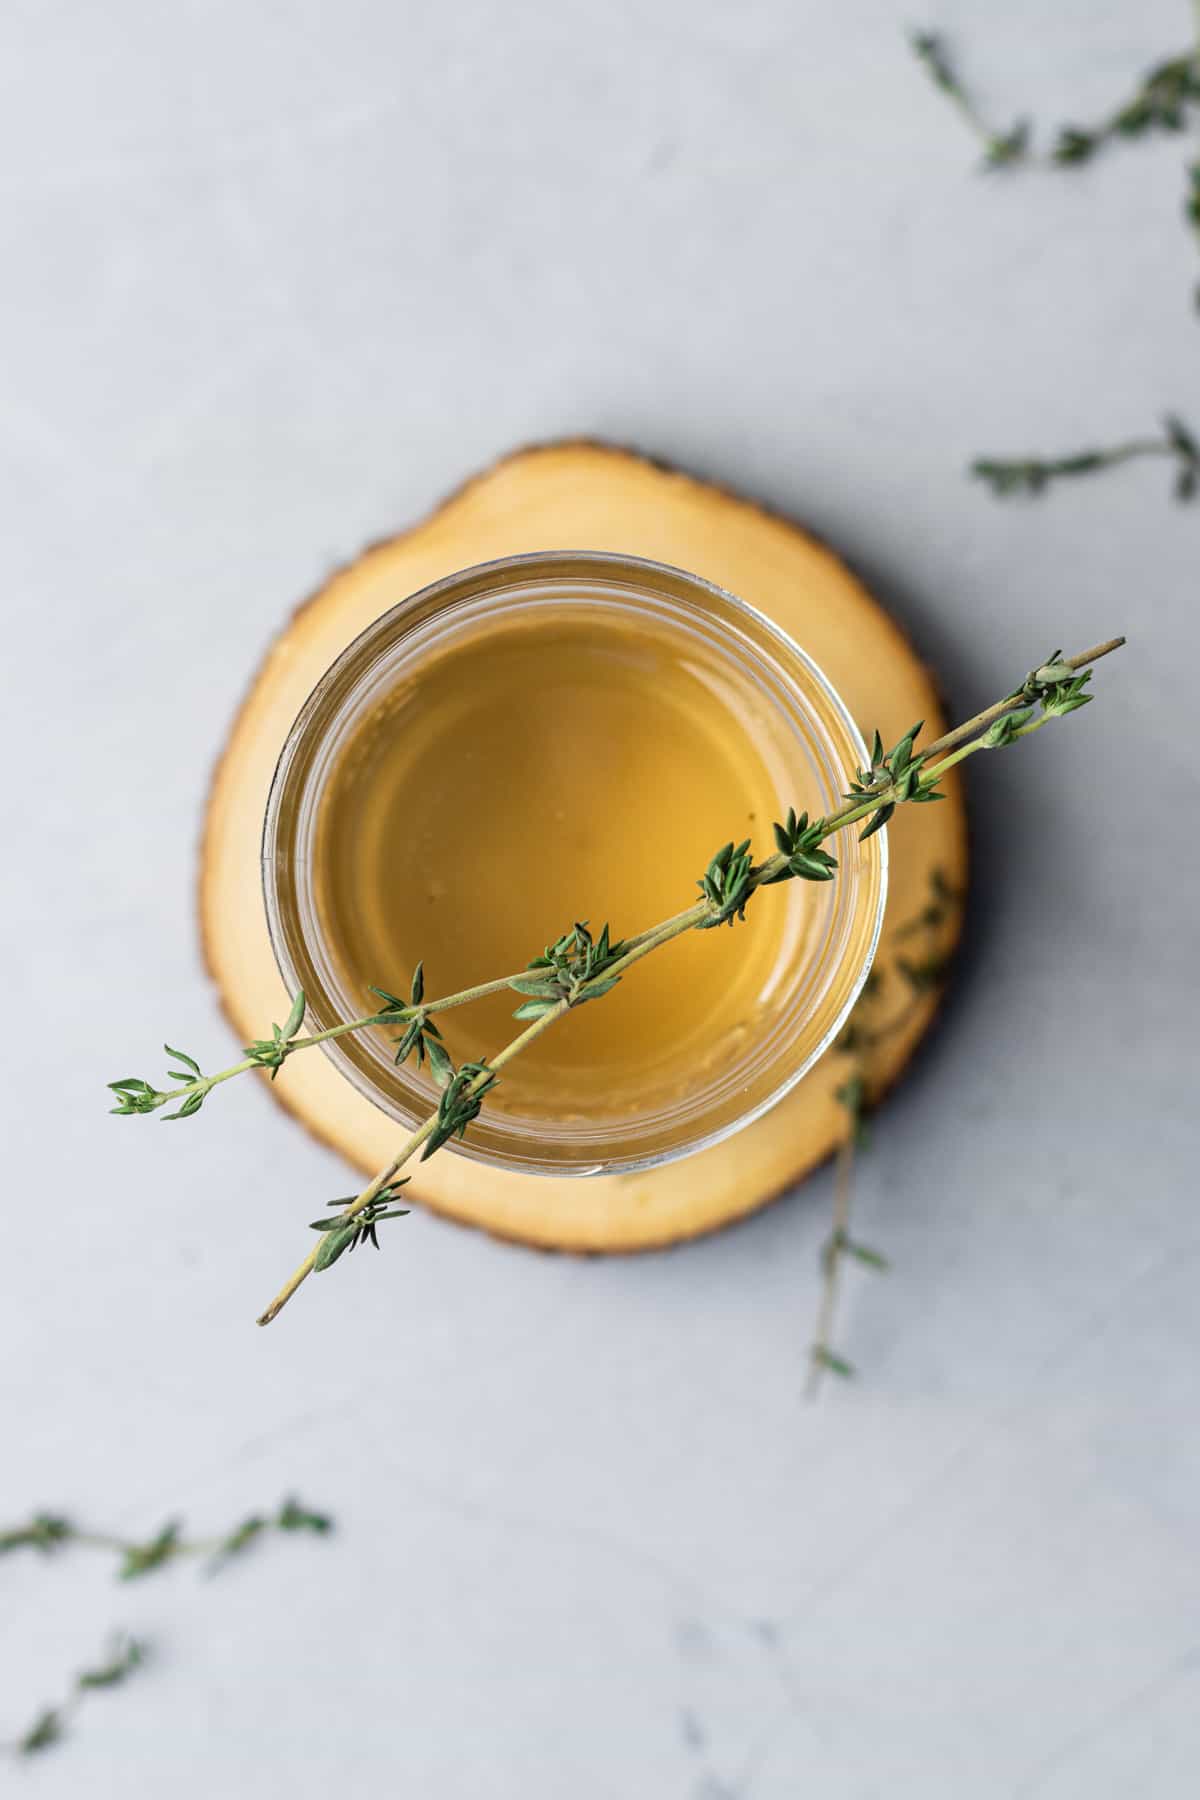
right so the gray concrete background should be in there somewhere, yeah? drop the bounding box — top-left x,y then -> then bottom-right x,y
2,1 -> 1197,1794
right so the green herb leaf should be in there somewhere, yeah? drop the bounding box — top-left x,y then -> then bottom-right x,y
313,1225 -> 357,1271
0,1513 -> 74,1555
696,837 -> 755,928
508,976 -> 561,998
422,1062 -> 496,1158
17,1707 -> 63,1756
276,1497 -> 333,1534
845,1240 -> 891,1272
282,991 -> 307,1041
575,976 -> 620,1003
162,1089 -> 205,1121
77,1634 -> 147,1689
425,1035 -> 455,1087
367,985 -> 408,1020
119,1521 -> 181,1581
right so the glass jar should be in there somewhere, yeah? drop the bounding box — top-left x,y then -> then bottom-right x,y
262,551 -> 886,1176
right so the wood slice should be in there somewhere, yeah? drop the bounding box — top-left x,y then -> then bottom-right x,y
200,441 -> 967,1251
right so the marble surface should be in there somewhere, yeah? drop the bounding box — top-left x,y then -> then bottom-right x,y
2,1 -> 1197,1794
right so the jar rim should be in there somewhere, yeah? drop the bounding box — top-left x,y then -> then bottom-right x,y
262,550 -> 887,1175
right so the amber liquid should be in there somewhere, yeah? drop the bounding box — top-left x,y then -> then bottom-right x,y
314,609 -> 806,1123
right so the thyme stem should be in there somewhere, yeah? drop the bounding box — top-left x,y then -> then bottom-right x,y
972,424 -> 1198,502
253,636 -> 1124,1328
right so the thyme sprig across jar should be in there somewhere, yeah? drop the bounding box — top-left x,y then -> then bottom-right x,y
262,552 -> 886,1177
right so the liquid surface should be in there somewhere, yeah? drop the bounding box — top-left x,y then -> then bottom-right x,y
314,610 -> 804,1121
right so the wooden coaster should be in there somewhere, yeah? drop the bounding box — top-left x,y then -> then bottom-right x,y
200,441 -> 967,1251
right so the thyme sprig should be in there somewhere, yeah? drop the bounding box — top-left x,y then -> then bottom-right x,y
807,870 -> 965,1393
911,28 -> 1200,169
5,1634 -> 147,1760
1052,52 -> 1200,166
109,639 -> 1124,1326
972,415 -> 1199,503
0,1496 -> 332,1577
4,1497 -> 332,1760
912,17 -> 1200,313
109,971 -> 518,1122
238,637 -> 1123,1327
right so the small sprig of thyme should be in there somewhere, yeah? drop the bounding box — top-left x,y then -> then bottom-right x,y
108,994 -> 315,1118
109,643 -> 1122,1325
1052,52 -> 1200,166
972,415 -> 1200,503
807,1078 -> 875,1391
3,1498 -> 331,1761
239,637 -> 1124,1328
911,22 -> 1200,310
0,1496 -> 332,1577
106,955 -> 620,1125
912,28 -> 1200,170
909,30 -> 1029,166
807,870 -> 965,1393
4,1634 -> 147,1761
